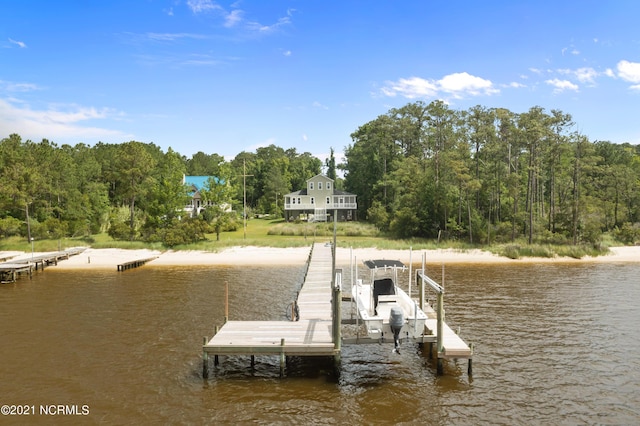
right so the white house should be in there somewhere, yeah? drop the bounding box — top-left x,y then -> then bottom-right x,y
283,174 -> 357,222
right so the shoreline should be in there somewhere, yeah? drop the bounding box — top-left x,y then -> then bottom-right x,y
1,245 -> 638,270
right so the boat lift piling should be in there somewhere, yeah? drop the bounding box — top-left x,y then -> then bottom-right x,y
416,256 -> 473,376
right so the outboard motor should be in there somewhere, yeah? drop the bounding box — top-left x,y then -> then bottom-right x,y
389,306 -> 404,354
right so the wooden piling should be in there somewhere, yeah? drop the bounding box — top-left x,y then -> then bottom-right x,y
279,338 -> 285,377
213,326 -> 220,366
224,281 -> 229,324
468,343 -> 474,376
202,336 -> 209,379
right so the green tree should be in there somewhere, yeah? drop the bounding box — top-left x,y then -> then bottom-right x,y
199,163 -> 234,240
116,141 -> 156,238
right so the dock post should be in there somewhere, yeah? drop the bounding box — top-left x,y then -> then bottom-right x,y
202,336 -> 209,379
224,281 -> 229,324
332,268 -> 342,372
468,343 -> 474,376
250,355 -> 255,368
214,326 -> 220,366
279,338 -> 286,378
436,290 -> 444,375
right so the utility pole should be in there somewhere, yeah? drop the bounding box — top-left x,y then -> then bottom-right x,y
240,159 -> 254,240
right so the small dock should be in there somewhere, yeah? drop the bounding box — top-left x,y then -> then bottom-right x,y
203,242 -> 336,376
0,263 -> 33,283
117,256 -> 159,271
17,248 -> 86,270
0,248 -> 85,282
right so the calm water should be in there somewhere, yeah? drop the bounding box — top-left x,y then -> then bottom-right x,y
1,258 -> 639,425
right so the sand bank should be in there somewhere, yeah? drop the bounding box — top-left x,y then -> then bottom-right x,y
1,244 -> 638,270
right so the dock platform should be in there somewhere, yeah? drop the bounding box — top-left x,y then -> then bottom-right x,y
203,242 -> 336,371
117,256 -> 159,271
424,319 -> 472,358
0,263 -> 33,283
0,248 -> 85,282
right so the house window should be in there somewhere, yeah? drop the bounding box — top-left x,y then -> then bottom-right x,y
326,197 -> 330,204
311,197 -> 315,204
318,182 -> 322,190
327,182 -> 331,190
309,182 -> 314,190
297,197 -> 301,204
292,198 -> 296,205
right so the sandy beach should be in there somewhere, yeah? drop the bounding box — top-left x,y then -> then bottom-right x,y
1,244 -> 638,270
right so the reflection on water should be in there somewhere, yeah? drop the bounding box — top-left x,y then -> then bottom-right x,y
0,261 -> 639,424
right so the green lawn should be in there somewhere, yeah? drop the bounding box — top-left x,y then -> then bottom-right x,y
0,218 -> 613,259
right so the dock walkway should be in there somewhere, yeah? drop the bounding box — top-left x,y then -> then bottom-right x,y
0,248 -> 85,282
424,319 -> 472,358
203,242 -> 336,358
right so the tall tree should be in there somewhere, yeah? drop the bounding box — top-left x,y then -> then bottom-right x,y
116,142 -> 156,237
325,147 -> 337,181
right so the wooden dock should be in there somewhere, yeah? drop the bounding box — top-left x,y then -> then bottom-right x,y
203,242 -> 336,376
117,256 -> 159,271
424,319 -> 472,358
0,263 -> 33,283
202,243 -> 472,377
0,248 -> 85,282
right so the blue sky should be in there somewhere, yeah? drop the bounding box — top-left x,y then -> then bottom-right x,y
2,1 -> 640,164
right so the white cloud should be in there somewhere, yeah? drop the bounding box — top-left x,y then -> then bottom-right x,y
438,72 -> 499,98
558,67 -> 598,84
617,60 -> 640,84
187,0 -> 221,14
245,15 -> 291,34
545,78 -> 579,93
0,98 -> 129,142
573,67 -> 598,83
186,2 -> 292,36
381,72 -> 498,100
144,32 -> 207,42
224,9 -> 243,27
0,80 -> 39,92
8,38 -> 27,48
381,76 -> 438,99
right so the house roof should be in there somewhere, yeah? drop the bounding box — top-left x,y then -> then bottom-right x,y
308,173 -> 334,182
184,175 -> 222,191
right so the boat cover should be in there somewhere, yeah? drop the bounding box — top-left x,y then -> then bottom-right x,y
373,278 -> 395,308
363,259 -> 405,269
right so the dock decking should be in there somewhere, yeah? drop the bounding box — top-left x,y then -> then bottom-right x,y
203,242 -> 336,359
117,256 -> 159,271
0,248 -> 85,282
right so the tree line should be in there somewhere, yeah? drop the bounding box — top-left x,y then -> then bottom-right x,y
1,99 -> 639,247
343,100 -> 640,246
0,136 -> 324,246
